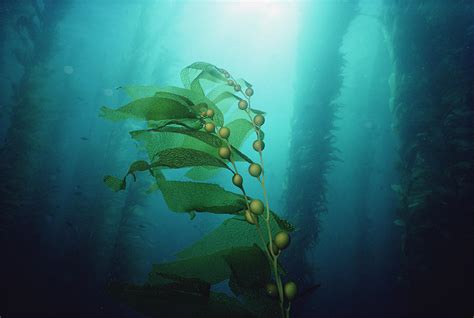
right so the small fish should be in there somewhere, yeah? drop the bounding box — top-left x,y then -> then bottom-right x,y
138,224 -> 146,228
80,137 -> 89,141
394,219 -> 405,227
73,191 -> 82,196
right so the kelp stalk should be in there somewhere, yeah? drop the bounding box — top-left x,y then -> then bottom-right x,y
222,71 -> 290,317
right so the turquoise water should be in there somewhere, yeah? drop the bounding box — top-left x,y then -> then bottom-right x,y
1,1 -> 472,317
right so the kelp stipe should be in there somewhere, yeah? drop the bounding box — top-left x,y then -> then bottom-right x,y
101,62 -> 300,317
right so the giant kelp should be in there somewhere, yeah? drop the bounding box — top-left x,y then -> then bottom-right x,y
282,1 -> 359,295
0,0 -> 71,237
0,1 -> 73,313
102,62 -> 303,317
383,1 -> 474,315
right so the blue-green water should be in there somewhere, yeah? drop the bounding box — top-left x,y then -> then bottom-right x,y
1,1 -> 472,317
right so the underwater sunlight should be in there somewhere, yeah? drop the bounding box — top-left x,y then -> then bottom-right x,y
0,0 -> 472,317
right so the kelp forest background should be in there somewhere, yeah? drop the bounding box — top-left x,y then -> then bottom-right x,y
0,1 -> 472,317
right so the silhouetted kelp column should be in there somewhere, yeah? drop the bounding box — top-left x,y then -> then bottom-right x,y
105,4 -> 180,284
0,0 -> 72,313
283,1 -> 358,289
0,0 -> 70,235
383,1 -> 474,316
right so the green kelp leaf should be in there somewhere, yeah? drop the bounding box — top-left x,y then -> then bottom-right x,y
103,175 -> 126,192
147,118 -> 203,130
176,217 -> 283,259
132,127 -> 223,149
128,160 -> 150,172
164,127 -> 224,148
207,85 -> 241,114
238,289 -> 280,318
149,250 -> 231,285
184,166 -> 222,181
226,118 -> 255,149
119,85 -> 159,100
150,245 -> 268,289
249,108 -> 266,115
146,271 -> 211,295
236,78 -> 252,89
181,62 -> 227,93
131,129 -> 217,163
190,71 -> 222,96
100,96 -> 197,122
184,145 -> 254,181
103,161 -> 155,192
127,160 -> 152,181
232,146 -> 254,163
122,85 -> 213,114
149,244 -> 277,317
156,179 -> 246,215
119,85 -> 217,119
224,246 -> 280,317
151,148 -> 232,171
106,280 -> 255,318
154,91 -> 195,107
224,245 -> 270,294
131,128 -> 251,166
207,292 -> 256,318
152,86 -> 225,125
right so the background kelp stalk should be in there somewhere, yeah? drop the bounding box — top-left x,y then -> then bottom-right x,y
382,1 -> 474,316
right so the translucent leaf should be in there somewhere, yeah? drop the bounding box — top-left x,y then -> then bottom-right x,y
150,250 -> 231,285
185,166 -> 222,181
126,160 -> 152,181
119,85 -> 160,100
157,86 -> 224,125
176,216 -> 287,259
236,78 -> 252,89
107,279 -> 255,318
131,130 -> 217,163
147,118 -> 203,130
103,175 -> 126,192
103,161 -> 155,192
151,148 -> 232,171
181,62 -> 227,92
191,71 -> 222,96
183,144 -> 254,181
223,247 -> 280,317
128,160 -> 150,173
156,179 -> 247,215
223,245 -> 270,294
237,289 -> 280,318
249,108 -> 266,115
131,128 -> 251,165
226,118 -> 255,149
150,244 -> 278,317
150,245 -> 269,292
100,96 -> 197,122
154,91 -> 195,108
232,146 -> 254,163
207,85 -> 241,114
